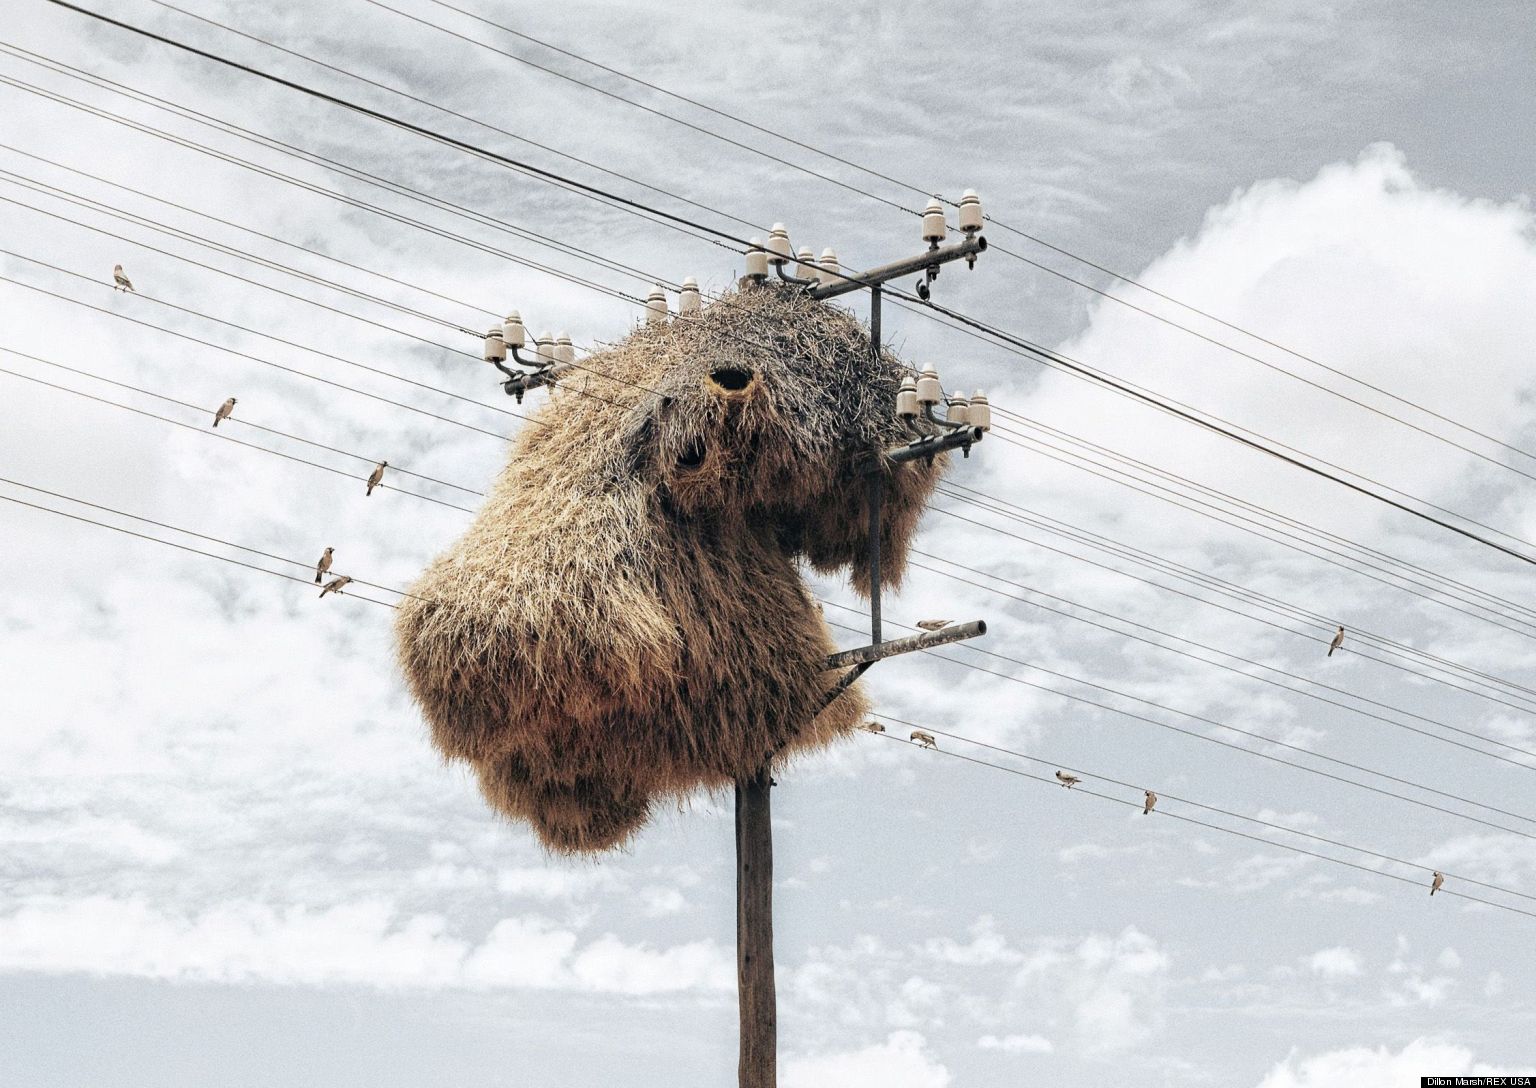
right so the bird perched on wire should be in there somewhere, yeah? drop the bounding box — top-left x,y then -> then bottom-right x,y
1055,770 -> 1080,789
212,397 -> 236,427
910,730 -> 937,748
314,547 -> 334,584
112,264 -> 134,292
1430,871 -> 1444,896
916,619 -> 952,631
1327,625 -> 1345,657
862,721 -> 885,734
1143,790 -> 1158,815
319,574 -> 352,598
366,461 -> 388,496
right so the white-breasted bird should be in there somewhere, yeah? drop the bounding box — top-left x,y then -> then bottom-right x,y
319,574 -> 352,598
1143,790 -> 1158,815
112,264 -> 134,292
212,397 -> 236,427
1430,871 -> 1444,896
911,730 -> 937,748
1055,770 -> 1080,789
314,547 -> 334,584
366,461 -> 388,496
916,619 -> 952,631
1328,626 -> 1345,657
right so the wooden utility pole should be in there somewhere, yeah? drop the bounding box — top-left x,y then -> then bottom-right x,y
730,205 -> 990,1088
736,765 -> 776,1088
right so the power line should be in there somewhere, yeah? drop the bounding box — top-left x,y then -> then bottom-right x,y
0,345 -> 478,495
0,360 -> 477,515
867,721 -> 1536,920
985,410 -> 1536,633
0,491 -> 400,608
21,16 -> 1534,575
403,0 -> 1536,477
138,0 -> 768,237
0,475 -> 427,600
819,610 -> 1536,835
941,471 -> 1536,701
37,0 -> 751,248
879,713 -> 1536,906
923,500 -> 1536,720
912,295 -> 1536,570
0,63 -> 660,299
0,269 -> 516,442
905,553 -> 1536,772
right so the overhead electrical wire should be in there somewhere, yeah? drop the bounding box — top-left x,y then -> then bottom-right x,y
819,609 -> 1536,833
923,499 -> 1536,720
867,720 -> 1536,920
12,12 -> 1536,731
0,490 -> 400,608
16,16 -> 1536,578
0,362 -> 476,515
878,714 -> 1536,906
389,0 -> 1536,475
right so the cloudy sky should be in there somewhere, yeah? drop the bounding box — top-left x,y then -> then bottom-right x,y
3,1 -> 1535,1085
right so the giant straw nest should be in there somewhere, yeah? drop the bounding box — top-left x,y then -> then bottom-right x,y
396,285 -> 952,852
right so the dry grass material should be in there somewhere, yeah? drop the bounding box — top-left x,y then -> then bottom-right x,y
395,285 -> 949,852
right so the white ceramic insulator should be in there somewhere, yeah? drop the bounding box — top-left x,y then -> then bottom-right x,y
555,334 -> 575,365
922,196 -> 946,243
745,239 -> 769,279
502,311 -> 526,348
483,327 -> 506,362
818,247 -> 840,286
958,189 -> 983,234
947,395 -> 970,425
916,365 -> 942,406
896,377 -> 919,418
646,285 -> 668,324
766,223 -> 793,265
969,390 -> 991,431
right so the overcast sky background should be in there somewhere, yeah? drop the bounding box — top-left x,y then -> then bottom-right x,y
3,2 -> 1536,1085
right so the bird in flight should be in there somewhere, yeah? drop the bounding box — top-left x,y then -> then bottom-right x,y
212,397 -> 236,427
318,575 -> 352,598
1430,871 -> 1444,896
1328,626 -> 1345,657
916,619 -> 952,631
910,730 -> 937,748
366,461 -> 388,496
314,547 -> 334,584
1143,790 -> 1158,815
112,264 -> 134,292
1055,771 -> 1080,789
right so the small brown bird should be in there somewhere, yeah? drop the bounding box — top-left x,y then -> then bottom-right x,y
212,397 -> 236,427
1143,790 -> 1158,815
910,730 -> 937,749
1430,871 -> 1444,896
861,721 -> 885,734
318,575 -> 352,598
1327,626 -> 1345,657
1055,771 -> 1080,789
916,619 -> 952,632
112,264 -> 134,292
366,461 -> 388,496
314,547 -> 334,584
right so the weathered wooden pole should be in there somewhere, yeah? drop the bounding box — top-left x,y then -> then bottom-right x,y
736,765 -> 776,1088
